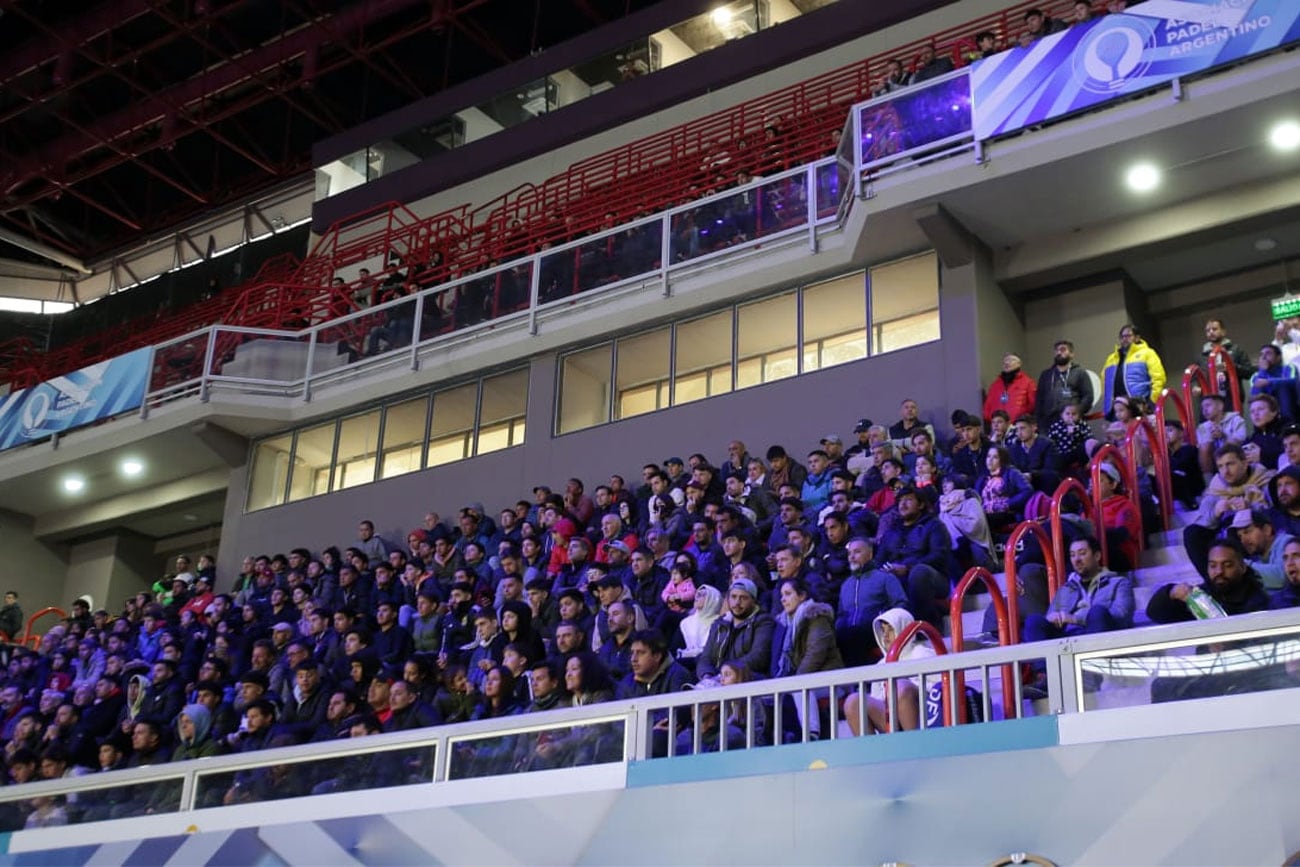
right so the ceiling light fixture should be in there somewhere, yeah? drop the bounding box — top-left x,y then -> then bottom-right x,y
62,476 -> 85,493
121,458 -> 144,477
1270,120 -> 1300,152
1255,238 -> 1278,252
1125,162 -> 1161,193
711,6 -> 733,27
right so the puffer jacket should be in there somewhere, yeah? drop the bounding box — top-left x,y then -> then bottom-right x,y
771,600 -> 843,677
1102,338 -> 1166,411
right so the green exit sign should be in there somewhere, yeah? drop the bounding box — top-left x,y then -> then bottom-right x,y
1273,296 -> 1300,321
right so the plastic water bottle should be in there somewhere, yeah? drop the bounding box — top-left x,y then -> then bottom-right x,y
1185,586 -> 1227,620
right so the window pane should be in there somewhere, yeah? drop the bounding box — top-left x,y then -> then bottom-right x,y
803,271 -> 866,372
673,310 -> 732,405
477,369 -> 529,455
616,328 -> 670,420
870,251 -> 939,349
288,422 -> 336,503
877,310 -> 941,354
247,434 -> 292,511
333,410 -> 380,491
737,292 -> 796,388
558,345 -> 612,434
380,397 -> 429,479
428,383 -> 478,467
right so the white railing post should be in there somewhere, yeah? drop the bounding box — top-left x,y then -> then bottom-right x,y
198,327 -> 217,403
303,328 -> 318,403
527,256 -> 541,336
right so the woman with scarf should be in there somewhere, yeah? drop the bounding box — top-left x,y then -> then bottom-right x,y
770,577 -> 842,740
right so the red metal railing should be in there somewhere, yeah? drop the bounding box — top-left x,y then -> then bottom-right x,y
948,566 -> 1016,723
1181,363 -> 1215,432
1127,416 -> 1172,532
21,606 -> 67,649
1001,520 -> 1061,640
1048,478 -> 1097,597
885,620 -> 953,729
1205,345 -> 1242,413
1155,386 -> 1196,448
1088,444 -> 1139,569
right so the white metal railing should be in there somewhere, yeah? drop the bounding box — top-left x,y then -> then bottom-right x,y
2,607 -> 1299,822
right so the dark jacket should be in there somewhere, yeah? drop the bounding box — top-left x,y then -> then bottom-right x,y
877,512 -> 953,577
695,610 -> 776,680
1146,571 -> 1271,624
1036,363 -> 1094,426
615,656 -> 695,699
837,567 -> 909,630
771,601 -> 843,677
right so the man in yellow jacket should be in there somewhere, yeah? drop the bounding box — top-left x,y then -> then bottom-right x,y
1102,324 -> 1165,416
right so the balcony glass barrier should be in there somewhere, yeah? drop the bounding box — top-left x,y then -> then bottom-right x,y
0,774 -> 183,829
147,329 -> 211,398
669,169 -> 809,264
194,740 -> 436,808
447,716 -> 626,780
207,327 -> 313,387
858,69 -> 974,172
538,219 -> 662,304
1073,619 -> 1300,710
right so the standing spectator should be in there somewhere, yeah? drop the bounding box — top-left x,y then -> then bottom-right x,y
1101,324 -> 1165,416
908,43 -> 954,84
1022,7 -> 1065,41
983,354 -> 1037,426
0,591 -> 22,642
1201,317 -> 1255,395
1037,339 -> 1095,426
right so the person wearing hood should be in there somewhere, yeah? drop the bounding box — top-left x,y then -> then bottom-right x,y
1101,324 -> 1165,416
171,703 -> 222,762
844,607 -> 937,735
983,353 -> 1036,426
1184,443 -> 1274,580
676,585 -> 723,666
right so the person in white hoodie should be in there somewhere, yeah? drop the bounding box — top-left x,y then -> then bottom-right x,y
676,585 -> 723,670
843,608 -> 936,736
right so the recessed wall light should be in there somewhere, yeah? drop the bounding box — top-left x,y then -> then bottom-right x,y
62,476 -> 85,493
1255,238 -> 1279,252
1125,162 -> 1161,193
121,459 -> 144,477
711,6 -> 733,27
1270,120 -> 1300,152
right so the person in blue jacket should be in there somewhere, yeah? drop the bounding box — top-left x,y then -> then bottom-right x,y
1101,324 -> 1165,417
875,487 -> 954,630
835,537 -> 909,666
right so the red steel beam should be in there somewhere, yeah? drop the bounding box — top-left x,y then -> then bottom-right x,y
1,0 -> 434,200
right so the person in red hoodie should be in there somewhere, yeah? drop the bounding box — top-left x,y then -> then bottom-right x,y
983,353 -> 1037,426
1096,462 -> 1142,572
177,574 -> 216,626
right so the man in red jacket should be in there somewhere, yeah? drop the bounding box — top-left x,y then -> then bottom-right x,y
983,353 -> 1037,426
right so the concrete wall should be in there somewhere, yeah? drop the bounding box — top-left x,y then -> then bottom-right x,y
1023,277 -> 1136,387
0,509 -> 69,632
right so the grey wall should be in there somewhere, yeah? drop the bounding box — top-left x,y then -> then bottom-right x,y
0,509 -> 69,631
1023,277 -> 1135,383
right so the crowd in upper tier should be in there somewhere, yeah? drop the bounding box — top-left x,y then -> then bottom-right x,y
4,312 -> 1300,826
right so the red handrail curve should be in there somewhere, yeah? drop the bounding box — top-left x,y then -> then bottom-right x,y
885,620 -> 952,730
1089,444 -> 1139,569
1181,364 -> 1214,431
1001,521 -> 1058,638
21,606 -> 68,649
1155,386 -> 1196,449
1127,416 -> 1172,532
1049,478 -> 1096,598
1205,345 -> 1242,414
948,567 -> 1016,723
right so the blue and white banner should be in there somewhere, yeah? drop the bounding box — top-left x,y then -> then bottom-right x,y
0,347 -> 152,450
971,0 -> 1300,140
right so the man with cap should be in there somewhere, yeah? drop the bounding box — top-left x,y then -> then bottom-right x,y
664,457 -> 690,490
602,539 -> 634,587
984,353 -> 1037,426
876,486 -> 954,630
1234,509 -> 1293,590
845,418 -> 876,469
695,576 -> 775,681
820,435 -> 846,469
1269,464 -> 1300,537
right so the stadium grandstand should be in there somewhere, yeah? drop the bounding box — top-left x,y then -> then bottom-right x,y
0,0 -> 1298,862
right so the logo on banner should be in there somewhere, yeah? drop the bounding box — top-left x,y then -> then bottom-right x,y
1076,19 -> 1154,93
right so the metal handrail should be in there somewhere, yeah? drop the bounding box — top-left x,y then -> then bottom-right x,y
1205,345 -> 1242,414
1181,363 -> 1214,431
1002,520 -> 1058,631
1048,478 -> 1095,598
948,567 -> 1016,723
1155,386 -> 1196,449
21,606 -> 67,649
1127,416 -> 1172,533
886,620 -> 953,729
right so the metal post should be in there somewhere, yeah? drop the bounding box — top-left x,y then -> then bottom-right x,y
410,293 -> 424,371
660,213 -> 672,298
139,345 -> 157,419
198,328 -> 217,403
805,165 -> 818,253
853,104 -> 865,200
527,257 -> 541,336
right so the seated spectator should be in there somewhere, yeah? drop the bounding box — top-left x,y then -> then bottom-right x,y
975,445 -> 1033,531
1234,509 -> 1293,591
1267,537 -> 1300,609
1269,465 -> 1300,537
843,608 -> 936,736
1095,462 -> 1142,573
872,58 -> 909,97
1147,538 -> 1269,623
1165,419 -> 1205,509
695,576 -> 775,681
950,413 -> 990,481
1245,394 -> 1286,470
876,486 -> 954,629
171,703 -> 223,762
1069,1 -> 1096,24
903,429 -> 951,476
616,630 -> 694,700
469,665 -> 521,722
1008,414 -> 1060,494
1023,537 -> 1134,644
1196,393 -> 1247,476
909,42 -> 954,84
936,474 -> 995,570
835,538 -> 909,666
1279,424 -> 1300,472
1046,401 -> 1089,479
1184,444 -> 1274,580
983,354 -> 1037,426
1022,7 -> 1065,41
1102,324 -> 1165,417
676,585 -> 723,668
987,409 -> 1012,446
1250,343 -> 1299,423
771,577 -> 841,740
973,30 -> 999,59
